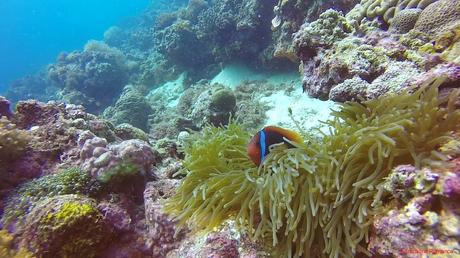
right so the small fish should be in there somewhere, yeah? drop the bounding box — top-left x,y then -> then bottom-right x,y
247,126 -> 303,166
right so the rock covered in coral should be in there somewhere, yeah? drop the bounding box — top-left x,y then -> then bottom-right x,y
0,117 -> 30,163
190,84 -> 237,128
293,0 -> 460,102
114,123 -> 150,142
170,222 -> 263,258
271,0 -> 358,62
389,8 -> 423,33
293,9 -> 353,60
48,40 -> 129,113
370,163 -> 460,257
103,85 -> 153,132
153,0 -> 278,78
143,180 -> 187,257
0,96 -> 161,213
16,194 -> 113,258
329,61 -> 420,101
301,37 -> 389,99
413,0 -> 460,37
79,131 -> 159,180
97,201 -> 132,233
355,0 -> 438,25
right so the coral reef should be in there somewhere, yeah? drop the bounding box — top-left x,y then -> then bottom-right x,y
165,80 -> 460,257
102,85 -> 153,131
144,180 -> 187,257
153,0 -> 279,79
17,194 -> 112,257
2,167 -> 97,228
271,0 -> 358,62
293,0 -> 460,102
389,8 -> 423,34
413,0 -> 460,37
0,117 -> 30,164
369,163 -> 460,257
190,84 -> 237,128
2,0 -> 460,257
300,37 -> 389,99
355,0 -> 438,24
114,123 -> 150,142
4,71 -> 57,105
48,40 -> 129,113
329,61 -> 421,101
293,9 -> 353,60
79,133 -> 159,182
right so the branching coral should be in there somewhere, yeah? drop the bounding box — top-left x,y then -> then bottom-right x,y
165,77 -> 460,258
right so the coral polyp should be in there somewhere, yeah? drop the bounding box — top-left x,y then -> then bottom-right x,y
165,78 -> 460,258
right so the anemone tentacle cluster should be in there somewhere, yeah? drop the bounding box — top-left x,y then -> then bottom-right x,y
165,78 -> 460,258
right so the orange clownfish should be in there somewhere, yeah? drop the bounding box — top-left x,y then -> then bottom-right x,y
247,126 -> 303,166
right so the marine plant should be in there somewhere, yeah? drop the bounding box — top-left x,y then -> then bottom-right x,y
165,77 -> 460,258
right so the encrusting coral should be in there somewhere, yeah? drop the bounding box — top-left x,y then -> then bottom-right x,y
165,77 -> 460,258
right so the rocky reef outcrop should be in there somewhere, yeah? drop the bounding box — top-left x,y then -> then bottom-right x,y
48,40 -> 130,113
292,0 -> 460,102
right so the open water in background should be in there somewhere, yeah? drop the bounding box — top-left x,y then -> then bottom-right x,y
0,0 -> 149,92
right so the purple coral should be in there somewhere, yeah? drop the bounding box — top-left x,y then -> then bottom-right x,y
144,181 -> 186,257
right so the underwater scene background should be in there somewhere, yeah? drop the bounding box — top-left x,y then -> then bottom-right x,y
0,0 -> 150,92
0,0 -> 459,257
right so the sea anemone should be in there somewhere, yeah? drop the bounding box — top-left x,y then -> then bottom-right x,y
165,77 -> 460,257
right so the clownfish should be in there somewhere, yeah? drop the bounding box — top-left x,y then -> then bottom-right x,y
247,126 -> 303,166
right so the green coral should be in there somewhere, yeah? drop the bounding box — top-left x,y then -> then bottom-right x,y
95,163 -> 147,197
97,162 -> 141,185
2,168 -> 98,227
165,78 -> 460,258
20,195 -> 110,258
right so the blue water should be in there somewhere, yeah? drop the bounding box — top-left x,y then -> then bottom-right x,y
0,0 -> 149,92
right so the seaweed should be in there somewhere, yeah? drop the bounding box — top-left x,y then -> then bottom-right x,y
165,77 -> 460,258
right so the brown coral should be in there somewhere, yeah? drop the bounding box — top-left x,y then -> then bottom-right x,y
414,0 -> 460,37
0,117 -> 30,162
358,0 -> 438,23
389,8 -> 422,33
